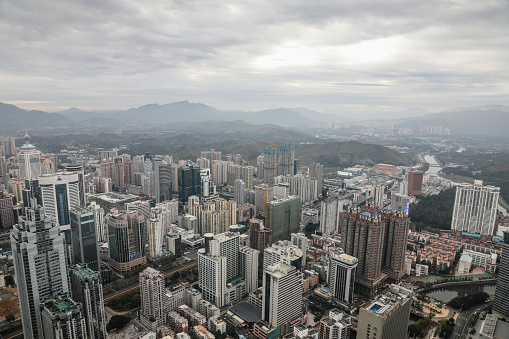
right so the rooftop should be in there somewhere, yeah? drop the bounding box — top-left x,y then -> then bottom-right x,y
229,301 -> 262,323
70,264 -> 99,280
364,285 -> 412,317
41,293 -> 81,316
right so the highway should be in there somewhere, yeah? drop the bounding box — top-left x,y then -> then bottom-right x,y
1,261 -> 197,339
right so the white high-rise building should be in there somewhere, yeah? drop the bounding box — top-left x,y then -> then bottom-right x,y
320,198 -> 344,235
262,263 -> 303,328
146,218 -> 164,258
17,133 -> 41,180
291,233 -> 308,267
198,248 -> 228,308
240,246 -> 259,293
11,205 -> 69,339
234,179 -> 246,205
140,267 -> 166,329
39,172 -> 80,226
126,200 -> 151,220
264,240 -> 304,271
373,185 -> 384,207
328,249 -> 358,304
451,180 -> 500,238
89,202 -> 107,243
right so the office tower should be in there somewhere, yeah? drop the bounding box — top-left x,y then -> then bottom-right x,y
263,146 -> 278,184
278,144 -> 295,177
126,200 -> 151,220
493,232 -> 509,319
357,285 -> 413,339
69,264 -> 107,339
451,180 -> 500,239
39,172 -> 80,226
291,233 -> 308,267
266,195 -> 301,242
262,263 -> 303,328
11,205 -> 69,339
234,179 -> 246,205
254,184 -> 273,216
142,171 -> 156,196
9,178 -> 25,202
65,164 -> 86,206
407,171 -> 424,195
0,192 -> 15,230
154,158 -> 173,203
319,309 -> 351,339
250,219 -> 272,266
140,267 -> 166,329
146,218 -> 164,258
89,201 -> 107,243
240,246 -> 259,293
70,207 -> 101,271
308,163 -> 323,196
320,198 -> 346,235
98,149 -> 118,162
264,240 -> 303,272
17,133 -> 41,180
200,168 -> 215,197
178,164 -> 201,203
40,293 -> 87,339
328,249 -> 358,304
107,210 -> 146,272
41,158 -> 56,175
373,185 -> 384,207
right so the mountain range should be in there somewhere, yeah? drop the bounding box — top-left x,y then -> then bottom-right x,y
1,101 -> 509,136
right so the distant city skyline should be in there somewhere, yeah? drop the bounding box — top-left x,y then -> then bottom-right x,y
1,1 -> 508,115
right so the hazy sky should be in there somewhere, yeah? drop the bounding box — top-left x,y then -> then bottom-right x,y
1,0 -> 508,115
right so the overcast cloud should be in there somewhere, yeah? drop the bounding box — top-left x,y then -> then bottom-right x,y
1,0 -> 508,116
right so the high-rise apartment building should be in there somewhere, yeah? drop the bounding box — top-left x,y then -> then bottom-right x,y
328,249 -> 358,304
339,205 -> 409,295
493,232 -> 509,319
140,267 -> 167,329
69,264 -> 107,339
40,293 -> 87,339
234,179 -> 246,205
249,219 -> 272,267
70,207 -> 101,271
291,232 -> 308,267
308,163 -> 323,196
278,144 -> 295,177
451,180 -> 500,239
320,198 -> 347,235
89,201 -> 107,243
263,146 -> 278,185
357,285 -> 413,339
254,184 -> 273,217
264,240 -> 303,271
11,205 -> 69,339
17,134 -> 41,180
201,150 -> 222,162
319,309 -> 351,339
240,246 -> 260,293
39,172 -> 80,226
262,262 -> 303,328
107,210 -> 146,272
407,171 -> 424,195
266,195 -> 301,242
146,217 -> 164,258
0,192 -> 16,230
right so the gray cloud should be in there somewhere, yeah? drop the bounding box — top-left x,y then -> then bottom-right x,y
0,0 -> 508,115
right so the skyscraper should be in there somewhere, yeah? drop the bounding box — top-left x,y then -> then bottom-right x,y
240,246 -> 260,293
70,207 -> 101,271
451,180 -> 500,239
319,309 -> 351,339
278,144 -> 295,177
291,233 -> 308,267
249,219 -> 272,269
69,264 -> 107,339
40,293 -> 87,339
262,262 -> 303,328
0,192 -> 16,230
11,205 -> 69,339
263,146 -> 278,185
39,172 -> 80,226
178,164 -> 201,203
407,171 -> 424,195
266,195 -> 301,242
493,232 -> 509,319
320,198 -> 345,235
264,240 -> 303,271
65,164 -> 86,206
140,267 -> 166,329
107,210 -> 146,272
146,217 -> 164,259
328,249 -> 358,304
308,163 -> 323,196
234,179 -> 246,205
17,133 -> 41,180
357,285 -> 413,339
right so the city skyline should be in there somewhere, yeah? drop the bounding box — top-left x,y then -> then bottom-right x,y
1,1 -> 508,114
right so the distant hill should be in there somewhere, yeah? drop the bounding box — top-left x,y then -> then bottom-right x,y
0,103 -> 73,131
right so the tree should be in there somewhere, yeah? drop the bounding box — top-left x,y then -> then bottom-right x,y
106,315 -> 130,332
